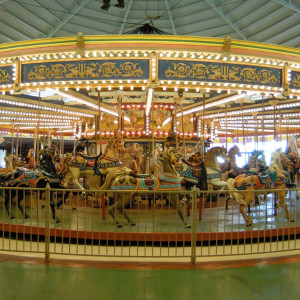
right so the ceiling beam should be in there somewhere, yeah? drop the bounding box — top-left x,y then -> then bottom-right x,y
0,20 -> 31,40
247,8 -> 297,40
118,0 -> 134,34
164,0 -> 177,35
273,0 -> 300,13
47,0 -> 91,37
204,0 -> 247,40
2,3 -> 50,37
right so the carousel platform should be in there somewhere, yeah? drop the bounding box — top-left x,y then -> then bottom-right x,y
1,190 -> 300,245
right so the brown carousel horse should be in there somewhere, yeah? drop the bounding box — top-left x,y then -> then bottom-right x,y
26,148 -> 36,169
220,145 -> 243,179
220,145 -> 241,172
106,148 -> 191,228
226,150 -> 295,226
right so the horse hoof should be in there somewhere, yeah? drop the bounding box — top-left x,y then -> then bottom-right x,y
56,219 -> 61,224
185,224 -> 192,229
117,224 -> 123,228
246,223 -> 253,227
290,219 -> 295,222
130,222 -> 136,226
25,215 -> 30,219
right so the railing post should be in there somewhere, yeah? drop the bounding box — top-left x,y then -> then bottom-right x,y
45,183 -> 51,262
190,186 -> 198,264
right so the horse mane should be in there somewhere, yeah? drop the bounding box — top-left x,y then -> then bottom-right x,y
100,136 -> 116,158
228,145 -> 238,154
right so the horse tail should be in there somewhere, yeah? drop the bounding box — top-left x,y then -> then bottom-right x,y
226,178 -> 246,205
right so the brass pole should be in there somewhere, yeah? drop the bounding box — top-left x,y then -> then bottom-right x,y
201,93 -> 206,156
225,104 -> 228,150
11,121 -> 15,154
181,106 -> 186,159
15,125 -> 19,158
261,94 -> 265,146
98,90 -> 102,154
269,99 -> 278,141
36,91 -> 41,165
174,102 -> 178,148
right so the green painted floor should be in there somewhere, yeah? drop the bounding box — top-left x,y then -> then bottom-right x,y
0,258 -> 300,300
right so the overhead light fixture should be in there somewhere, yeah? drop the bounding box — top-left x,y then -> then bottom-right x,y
146,88 -> 153,117
51,89 -> 118,117
177,94 -> 245,116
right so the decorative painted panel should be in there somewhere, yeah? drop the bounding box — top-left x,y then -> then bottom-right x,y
158,60 -> 282,87
0,66 -> 13,84
290,71 -> 300,89
22,59 -> 149,82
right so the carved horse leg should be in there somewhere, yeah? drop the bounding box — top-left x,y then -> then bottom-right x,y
4,188 -> 30,220
239,192 -> 254,226
169,194 -> 191,229
108,193 -> 136,228
239,203 -> 253,226
276,189 -> 294,222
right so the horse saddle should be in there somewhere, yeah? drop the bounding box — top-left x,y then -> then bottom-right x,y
258,174 -> 269,183
18,167 -> 34,179
192,167 -> 202,178
86,160 -> 95,167
144,177 -> 155,187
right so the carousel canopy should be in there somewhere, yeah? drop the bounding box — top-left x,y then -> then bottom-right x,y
0,0 -> 299,139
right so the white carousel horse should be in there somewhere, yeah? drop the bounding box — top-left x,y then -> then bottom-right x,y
64,134 -> 131,192
119,143 -> 143,174
106,148 -> 191,228
204,146 -> 228,190
227,150 -> 294,226
0,156 -> 14,174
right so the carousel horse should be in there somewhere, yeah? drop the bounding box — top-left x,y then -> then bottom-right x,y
204,146 -> 228,191
0,144 -> 70,223
26,148 -> 36,169
287,151 -> 300,182
244,150 -> 268,173
119,143 -> 143,174
220,145 -> 243,179
178,157 -> 208,191
278,149 -> 295,183
220,145 -> 241,172
0,156 -> 14,174
106,148 -> 191,228
65,134 -> 131,192
226,150 -> 294,226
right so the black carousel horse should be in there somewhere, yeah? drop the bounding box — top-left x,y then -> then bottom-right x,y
0,144 -> 70,223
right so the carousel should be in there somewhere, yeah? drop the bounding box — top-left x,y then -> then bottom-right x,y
0,33 -> 300,253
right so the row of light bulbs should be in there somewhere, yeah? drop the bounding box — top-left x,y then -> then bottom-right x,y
0,49 -> 298,70
0,99 -> 93,118
0,110 -> 80,120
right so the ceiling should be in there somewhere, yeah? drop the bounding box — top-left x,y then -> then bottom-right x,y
0,0 -> 299,140
0,0 -> 299,48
